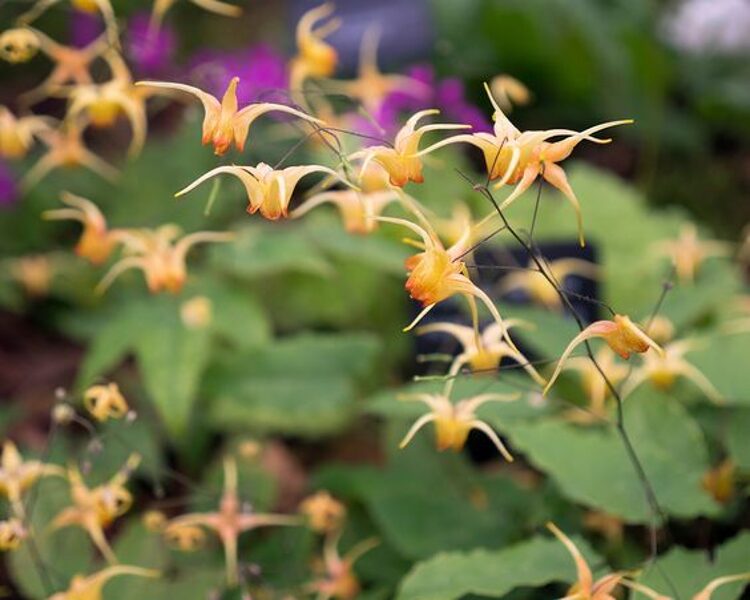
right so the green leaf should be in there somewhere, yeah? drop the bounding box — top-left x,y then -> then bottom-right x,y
635,533 -> 750,599
687,331 -> 750,403
395,535 -> 600,600
206,333 -> 382,437
726,408 -> 750,471
505,389 -> 719,521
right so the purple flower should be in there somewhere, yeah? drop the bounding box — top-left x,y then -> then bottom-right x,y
69,10 -> 103,48
125,12 -> 177,76
373,65 -> 491,135
187,44 -> 288,106
0,161 -> 18,208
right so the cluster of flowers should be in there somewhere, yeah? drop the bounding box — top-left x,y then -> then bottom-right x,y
1,1 -> 750,598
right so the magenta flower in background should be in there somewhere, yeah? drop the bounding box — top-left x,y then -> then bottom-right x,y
69,10 -> 102,48
188,45 -> 288,106
0,162 -> 18,208
377,65 -> 491,133
126,12 -> 177,76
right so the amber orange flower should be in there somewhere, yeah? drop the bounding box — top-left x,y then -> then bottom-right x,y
0,105 -> 54,160
17,0 -> 119,49
176,162 -> 351,220
0,440 -> 63,518
149,0 -> 241,35
137,76 -> 323,156
652,224 -> 731,284
309,532 -> 379,600
292,188 -> 400,233
0,27 -> 40,63
43,192 -> 116,265
289,3 -> 341,95
544,314 -> 662,396
83,382 -> 130,422
47,566 -> 159,600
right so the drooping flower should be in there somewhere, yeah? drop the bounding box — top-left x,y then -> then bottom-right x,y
0,440 -> 63,518
51,454 -> 140,563
137,76 -> 323,155
417,320 -> 546,386
22,122 -> 119,190
0,106 -> 55,160
291,188 -> 399,234
161,456 -> 299,586
176,162 -> 351,220
47,566 -> 159,600
19,30 -> 110,107
8,255 -> 54,297
702,459 -> 735,504
289,3 -> 341,96
643,315 -> 675,345
0,27 -> 40,63
376,204 -> 513,333
348,109 -> 470,187
652,223 -> 732,284
308,532 -> 379,600
83,382 -> 130,422
621,338 -> 722,403
43,192 -> 116,265
299,490 -> 347,534
544,314 -> 662,396
546,521 -> 643,599
64,50 -> 149,156
148,0 -> 242,37
497,257 -> 599,310
398,379 -> 520,459
423,83 -> 631,246
180,295 -> 213,329
99,225 -> 234,294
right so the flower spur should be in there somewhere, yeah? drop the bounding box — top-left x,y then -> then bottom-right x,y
149,0 -> 241,36
422,83 -> 631,246
160,456 -> 299,586
176,162 -> 354,220
136,76 -> 324,156
416,320 -> 546,386
98,225 -> 234,294
398,376 -> 520,459
291,188 -> 400,234
308,531 -> 379,600
348,109 -> 471,187
48,565 -> 160,600
43,192 -> 116,265
544,314 -> 663,396
50,454 -> 140,564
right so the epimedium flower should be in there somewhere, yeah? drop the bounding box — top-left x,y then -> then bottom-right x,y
44,192 -> 116,265
289,3 -> 341,95
557,347 -> 629,423
546,521 -> 643,599
51,454 -> 141,564
0,518 -> 26,551
489,74 -> 532,113
620,338 -> 722,404
99,225 -> 234,294
22,122 -> 120,190
148,0 -> 242,37
19,29 -> 110,107
63,50 -> 149,157
497,257 -> 599,310
160,456 -> 299,586
83,382 -> 130,422
176,162 -> 353,220
0,27 -> 40,63
375,204 -> 514,333
652,223 -> 732,284
308,532 -> 379,600
291,188 -> 400,234
0,440 -> 64,518
348,109 -> 470,188
0,105 -> 55,160
136,76 -> 324,156
416,320 -> 546,386
423,83 -> 631,246
17,0 -> 119,49
325,28 -> 423,115
47,566 -> 160,600
7,254 -> 54,297
299,490 -> 347,534
398,378 -> 520,460
544,314 -> 663,396
702,459 -> 735,504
